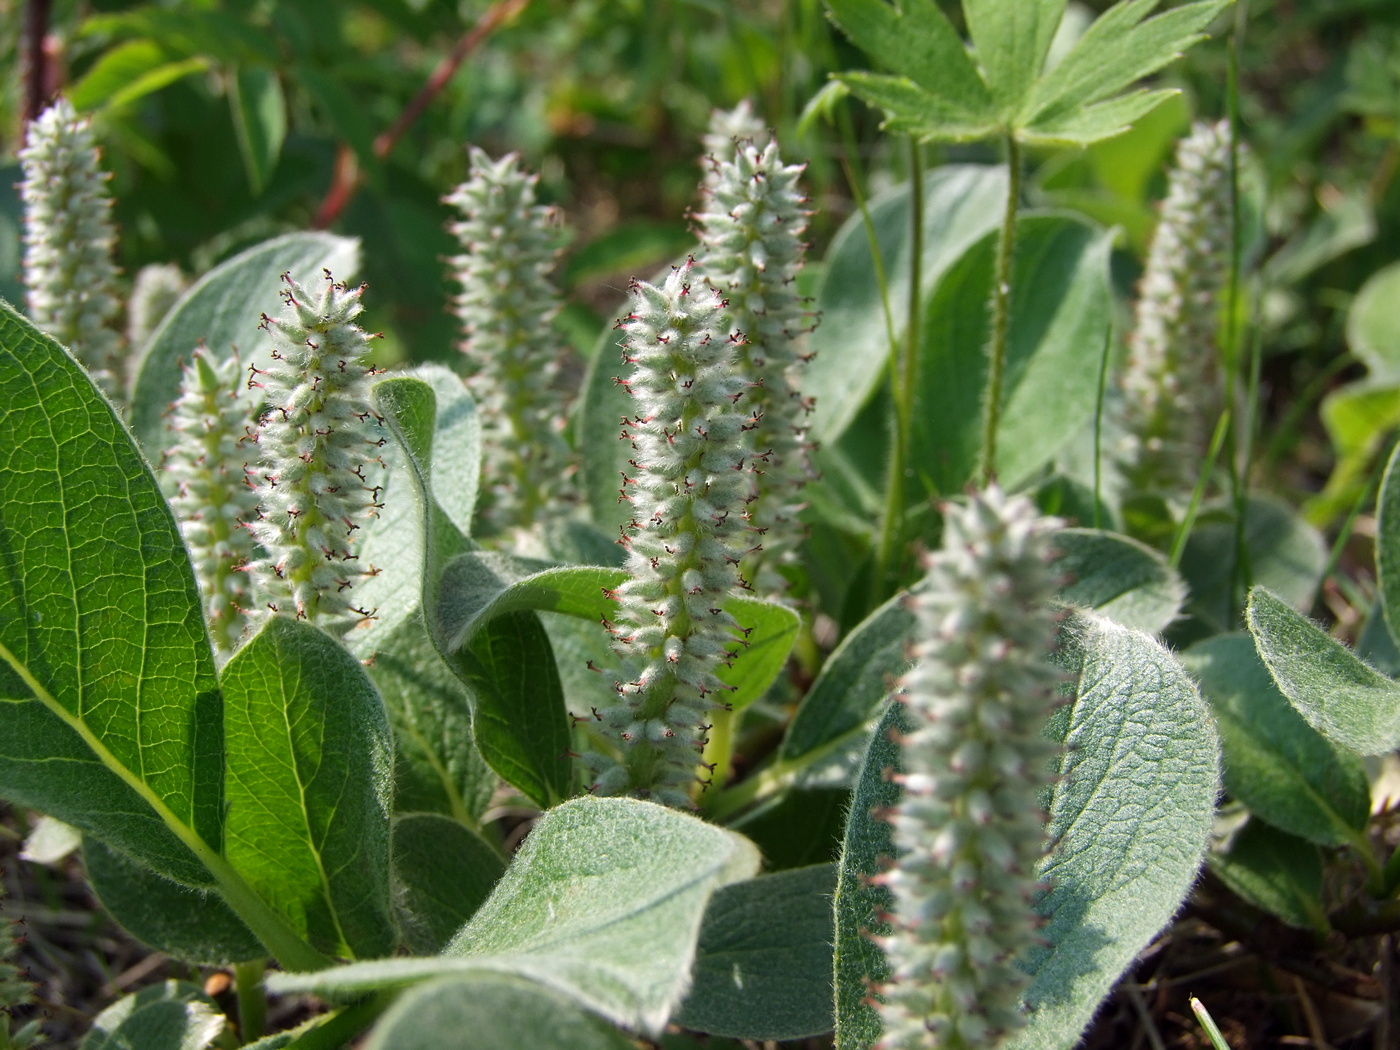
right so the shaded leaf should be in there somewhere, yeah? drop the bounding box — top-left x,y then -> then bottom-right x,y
68,40 -> 209,113
393,814 -> 504,955
675,863 -> 836,1040
1207,821 -> 1327,932
913,213 -> 1113,494
1378,441 -> 1400,646
229,66 -> 286,196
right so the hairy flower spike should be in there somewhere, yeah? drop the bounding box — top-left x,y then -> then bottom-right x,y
445,148 -> 573,531
0,881 -> 43,1049
1118,120 -> 1233,494
695,138 -> 814,592
128,263 -> 188,354
19,97 -> 123,396
701,100 -> 766,193
584,262 -> 750,807
877,486 -> 1062,1050
163,348 -> 259,659
246,272 -> 386,634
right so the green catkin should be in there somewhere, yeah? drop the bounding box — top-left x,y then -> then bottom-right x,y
163,348 -> 259,659
1118,119 -> 1233,495
127,263 -> 188,354
695,137 -> 815,593
700,100 -> 766,194
246,272 -> 387,635
0,883 -> 43,1049
445,148 -> 573,532
19,97 -> 123,397
876,486 -> 1062,1050
583,261 -> 753,808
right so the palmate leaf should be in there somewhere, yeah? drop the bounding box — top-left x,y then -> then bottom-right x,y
828,0 -> 1231,147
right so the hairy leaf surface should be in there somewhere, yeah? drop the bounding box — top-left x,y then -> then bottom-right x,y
1052,528 -> 1185,633
270,797 -> 761,1035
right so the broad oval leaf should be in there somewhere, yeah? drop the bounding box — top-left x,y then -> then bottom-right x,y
1247,586 -> 1400,755
1182,634 -> 1369,848
807,165 -> 1009,445
84,836 -> 265,966
220,616 -> 396,960
363,973 -> 635,1050
81,981 -> 224,1050
0,304 -> 219,886
780,592 -> 915,763
129,231 -> 360,457
834,615 -> 1219,1050
1052,528 -> 1185,634
393,813 -> 505,955
1347,260 -> 1400,381
913,212 -> 1113,495
675,863 -> 836,1040
1207,821 -> 1327,932
270,796 -> 761,1036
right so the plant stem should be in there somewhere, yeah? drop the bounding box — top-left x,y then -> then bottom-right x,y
981,132 -> 1022,487
1169,408 -> 1232,570
234,959 -> 267,1044
870,138 -> 922,610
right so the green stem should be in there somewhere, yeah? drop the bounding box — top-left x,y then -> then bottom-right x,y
0,641 -> 331,974
870,138 -> 923,610
234,959 -> 267,1044
699,706 -> 739,808
981,132 -> 1022,487
1169,408 -> 1232,570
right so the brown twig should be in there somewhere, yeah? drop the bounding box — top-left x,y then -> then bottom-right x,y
21,0 -> 53,124
312,0 -> 531,228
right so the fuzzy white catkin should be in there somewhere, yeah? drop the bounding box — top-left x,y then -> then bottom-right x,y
128,262 -> 188,352
584,261 -> 754,808
877,486 -> 1062,1050
164,348 -> 259,659
246,272 -> 387,634
19,97 -> 123,396
696,137 -> 815,592
1118,119 -> 1233,494
445,148 -> 572,532
701,100 -> 767,193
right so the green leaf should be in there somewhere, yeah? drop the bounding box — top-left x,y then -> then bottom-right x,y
80,981 -> 225,1050
68,40 -> 210,113
1378,442 -> 1400,646
81,9 -> 276,65
674,864 -> 836,1040
808,166 -> 1009,446
229,66 -> 287,196
130,232 -> 361,458
352,371 -> 494,824
1019,88 -> 1179,147
836,71 -> 1001,143
825,0 -> 993,119
964,0 -> 1067,110
781,592 -> 914,762
0,304 -> 220,885
1207,821 -> 1327,932
0,306 -> 329,972
270,797 -> 761,1036
393,814 -> 505,955
84,836 -> 265,965
219,616 -> 396,960
298,65 -> 384,186
1182,634 -> 1370,848
1347,261 -> 1400,381
1180,495 -> 1328,632
913,213 -> 1113,494
1025,0 -> 1231,127
363,973 -> 635,1050
1052,528 -> 1185,634
1247,586 -> 1400,756
835,615 -> 1219,1050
